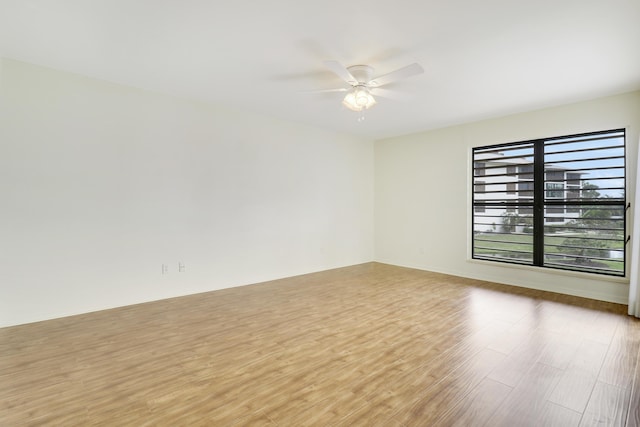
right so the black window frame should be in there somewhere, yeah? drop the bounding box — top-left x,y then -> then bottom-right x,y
472,129 -> 627,277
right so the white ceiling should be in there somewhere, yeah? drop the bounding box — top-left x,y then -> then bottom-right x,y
1,0 -> 639,139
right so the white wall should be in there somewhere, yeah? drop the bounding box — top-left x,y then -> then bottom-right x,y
3,58 -> 638,327
375,91 -> 640,304
0,59 -> 374,327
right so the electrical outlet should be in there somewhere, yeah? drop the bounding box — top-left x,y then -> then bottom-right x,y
162,264 -> 168,274
178,262 -> 185,273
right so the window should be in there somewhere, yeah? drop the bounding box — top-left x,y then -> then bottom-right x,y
518,181 -> 534,193
472,129 -> 626,277
518,164 -> 533,180
545,182 -> 564,198
567,173 -> 581,185
474,182 -> 486,212
546,217 -> 564,223
546,206 -> 564,214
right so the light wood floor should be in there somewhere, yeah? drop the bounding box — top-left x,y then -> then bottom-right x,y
2,263 -> 639,426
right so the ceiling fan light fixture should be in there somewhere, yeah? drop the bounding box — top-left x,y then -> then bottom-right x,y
321,60 -> 423,113
342,86 -> 376,111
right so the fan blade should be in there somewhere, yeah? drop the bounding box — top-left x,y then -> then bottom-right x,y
323,60 -> 358,85
371,87 -> 406,100
300,88 -> 348,94
370,63 -> 424,87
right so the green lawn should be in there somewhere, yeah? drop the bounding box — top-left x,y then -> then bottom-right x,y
473,233 -> 532,251
473,232 -> 624,273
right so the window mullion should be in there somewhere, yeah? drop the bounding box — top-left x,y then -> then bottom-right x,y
533,140 -> 545,266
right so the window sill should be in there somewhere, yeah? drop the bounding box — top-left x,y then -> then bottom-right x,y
467,257 -> 630,285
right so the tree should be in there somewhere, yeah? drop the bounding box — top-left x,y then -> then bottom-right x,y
570,183 -> 624,235
501,213 -> 532,233
560,237 -> 608,265
582,183 -> 601,199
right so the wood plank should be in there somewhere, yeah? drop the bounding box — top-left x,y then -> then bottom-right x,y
391,348 -> 507,425
335,394 -> 406,427
628,335 -> 640,427
231,410 -> 278,427
546,336 -> 610,414
538,402 -> 582,427
548,366 -> 598,413
598,319 -> 640,390
486,362 -> 564,425
627,382 -> 640,427
570,339 -> 609,373
436,378 -> 513,427
0,263 -> 636,425
580,381 -> 631,427
486,328 -> 553,387
537,333 -> 581,370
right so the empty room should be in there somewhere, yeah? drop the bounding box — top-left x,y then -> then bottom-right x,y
1,0 -> 640,425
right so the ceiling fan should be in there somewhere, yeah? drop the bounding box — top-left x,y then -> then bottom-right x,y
314,60 -> 424,112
